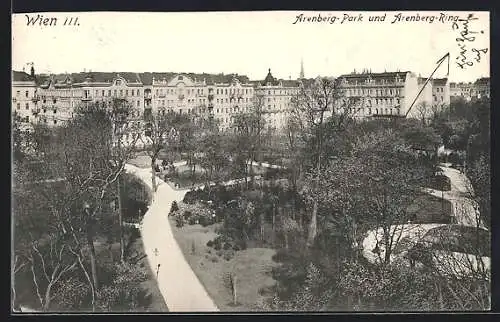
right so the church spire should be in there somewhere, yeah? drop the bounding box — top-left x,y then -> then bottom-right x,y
300,58 -> 305,79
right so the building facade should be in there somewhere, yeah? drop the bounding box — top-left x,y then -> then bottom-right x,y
432,78 -> 450,107
474,77 -> 490,99
12,69 -> 39,129
254,69 -> 300,130
338,70 -> 420,118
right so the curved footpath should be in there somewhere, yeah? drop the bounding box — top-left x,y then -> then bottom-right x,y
125,164 -> 219,312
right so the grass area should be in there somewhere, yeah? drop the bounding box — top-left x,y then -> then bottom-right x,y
128,155 -> 154,169
169,218 -> 278,311
407,193 -> 453,224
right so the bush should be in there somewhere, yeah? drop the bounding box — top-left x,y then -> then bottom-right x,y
183,210 -> 193,219
206,240 -> 214,247
170,201 -> 179,215
95,263 -> 149,311
223,250 -> 235,261
175,216 -> 185,228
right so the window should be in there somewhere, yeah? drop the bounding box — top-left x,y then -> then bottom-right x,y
137,100 -> 140,107
108,90 -> 111,96
25,103 -> 29,110
25,116 -> 29,122
225,89 -> 228,95
16,91 -> 20,96
132,90 -> 135,96
114,90 -> 117,96
126,90 -> 129,96
53,98 -> 56,104
120,90 -> 123,96
16,103 -> 20,109
137,89 -> 140,96
53,109 -> 56,114
102,90 -> 105,96
25,91 -> 29,98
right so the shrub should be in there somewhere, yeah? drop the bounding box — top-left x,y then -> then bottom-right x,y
95,263 -> 149,311
223,251 -> 234,261
188,216 -> 198,225
170,201 -> 179,215
206,240 -> 214,247
175,216 -> 185,228
223,242 -> 232,250
183,210 -> 193,219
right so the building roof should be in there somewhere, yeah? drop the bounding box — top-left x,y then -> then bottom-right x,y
339,71 -> 410,85
432,78 -> 448,86
475,77 -> 490,86
262,69 -> 280,86
12,71 -> 35,82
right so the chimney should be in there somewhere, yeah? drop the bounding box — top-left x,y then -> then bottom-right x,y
30,65 -> 35,77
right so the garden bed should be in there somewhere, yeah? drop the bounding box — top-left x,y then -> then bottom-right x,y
407,193 -> 453,224
169,219 -> 278,311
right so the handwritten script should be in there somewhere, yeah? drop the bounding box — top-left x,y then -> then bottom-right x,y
452,13 -> 488,70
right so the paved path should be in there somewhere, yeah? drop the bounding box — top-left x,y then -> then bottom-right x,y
422,164 -> 485,229
248,160 -> 285,169
125,164 -> 219,312
362,163 -> 487,265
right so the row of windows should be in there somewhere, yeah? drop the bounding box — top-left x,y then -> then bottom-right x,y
367,98 -> 400,106
215,107 -> 249,114
347,87 -> 402,97
216,97 -> 251,104
337,107 -> 400,115
18,115 -> 59,125
215,88 -> 253,95
85,89 -> 142,97
260,89 -> 298,96
15,90 -> 32,98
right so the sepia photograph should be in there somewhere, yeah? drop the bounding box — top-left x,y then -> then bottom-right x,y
11,10 -> 491,313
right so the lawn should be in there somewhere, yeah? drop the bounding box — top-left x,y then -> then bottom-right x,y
169,218 -> 279,311
407,193 -> 453,224
128,155 -> 154,169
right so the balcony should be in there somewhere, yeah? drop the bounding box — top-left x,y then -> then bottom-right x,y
81,96 -> 92,101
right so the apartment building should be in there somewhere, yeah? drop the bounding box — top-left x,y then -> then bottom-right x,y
12,69 -> 39,129
337,70 -> 420,118
474,77 -> 490,99
432,78 -> 450,107
254,69 -> 300,130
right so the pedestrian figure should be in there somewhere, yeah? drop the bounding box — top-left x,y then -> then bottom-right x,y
156,263 -> 161,278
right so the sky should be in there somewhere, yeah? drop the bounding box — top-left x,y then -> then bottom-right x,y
12,11 -> 490,82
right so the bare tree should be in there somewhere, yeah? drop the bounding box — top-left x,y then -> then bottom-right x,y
291,77 -> 355,247
141,110 -> 176,192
